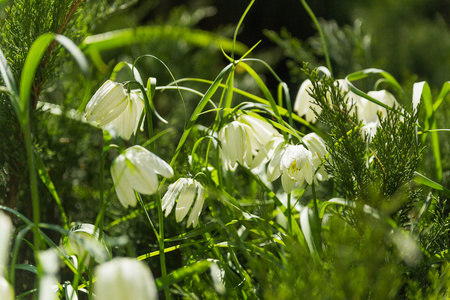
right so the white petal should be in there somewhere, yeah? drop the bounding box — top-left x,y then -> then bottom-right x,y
175,179 -> 197,222
294,79 -> 320,123
238,114 -> 280,145
0,277 -> 14,300
161,179 -> 186,217
186,182 -> 206,228
94,258 -> 158,300
126,146 -> 173,179
85,81 -> 128,124
111,156 -> 137,207
281,173 -> 296,193
0,211 -> 12,274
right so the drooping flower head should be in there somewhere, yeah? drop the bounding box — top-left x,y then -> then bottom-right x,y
219,113 -> 281,171
280,144 -> 314,193
266,134 -> 329,193
162,178 -> 206,228
94,258 -> 158,300
0,277 -> 14,300
0,211 -> 12,277
85,80 -> 145,140
294,79 -> 322,123
0,212 -> 13,300
111,146 -> 173,208
302,132 -> 329,182
63,223 -> 110,269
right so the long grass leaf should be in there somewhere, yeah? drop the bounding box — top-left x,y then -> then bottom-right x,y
82,26 -> 248,55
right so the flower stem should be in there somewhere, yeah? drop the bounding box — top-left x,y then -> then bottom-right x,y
299,0 -> 333,77
22,124 -> 42,276
155,193 -> 170,300
287,193 -> 292,234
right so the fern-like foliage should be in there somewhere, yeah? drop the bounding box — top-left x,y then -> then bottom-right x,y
0,0 -> 134,204
304,65 -> 422,225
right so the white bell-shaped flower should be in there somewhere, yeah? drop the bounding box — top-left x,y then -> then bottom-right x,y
94,258 -> 158,300
280,144 -> 314,193
63,224 -> 110,269
85,81 -> 145,140
361,90 -> 399,124
218,120 -> 267,171
111,146 -> 174,208
266,137 -> 287,182
294,79 -> 322,123
334,79 -> 363,116
302,133 -> 329,182
162,178 -> 206,228
38,249 -> 59,300
0,212 -> 12,277
236,114 -> 282,146
0,277 -> 14,300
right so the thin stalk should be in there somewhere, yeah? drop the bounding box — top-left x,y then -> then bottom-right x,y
311,182 -> 320,232
300,0 -> 333,77
22,124 -> 42,277
155,193 -> 170,300
287,193 -> 292,234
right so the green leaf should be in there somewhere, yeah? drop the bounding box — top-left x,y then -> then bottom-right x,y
0,47 -> 20,116
170,63 -> 234,166
20,33 -> 89,124
155,260 -> 212,290
34,151 -> 69,230
82,26 -> 248,55
164,222 -> 218,242
413,172 -> 450,197
414,81 -> 442,181
13,264 -> 37,274
299,207 -> 322,257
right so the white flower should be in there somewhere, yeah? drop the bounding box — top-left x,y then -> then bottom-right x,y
162,178 -> 206,228
0,211 -> 12,276
236,114 -> 281,146
63,224 -> 110,269
361,90 -> 399,124
0,277 -> 14,300
111,146 -> 174,208
294,79 -> 321,123
94,257 -> 158,300
334,79 -> 363,116
38,249 -> 59,300
280,145 -> 314,193
85,80 -> 145,140
266,137 -> 287,182
302,133 -> 329,182
218,120 -> 267,171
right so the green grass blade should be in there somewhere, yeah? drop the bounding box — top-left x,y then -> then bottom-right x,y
300,207 -> 322,257
155,260 -> 212,290
82,26 -> 248,55
415,81 -> 442,181
20,33 -> 89,123
170,63 -> 233,166
413,172 -> 450,197
346,68 -> 408,104
34,152 -> 69,230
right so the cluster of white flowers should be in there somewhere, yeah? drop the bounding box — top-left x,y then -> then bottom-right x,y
294,78 -> 401,141
218,114 -> 330,194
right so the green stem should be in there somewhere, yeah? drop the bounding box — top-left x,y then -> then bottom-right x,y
311,182 -> 320,232
300,0 -> 333,77
22,124 -> 41,276
155,193 -> 170,299
287,193 -> 292,234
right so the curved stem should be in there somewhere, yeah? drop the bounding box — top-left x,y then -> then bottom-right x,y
300,0 -> 333,77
